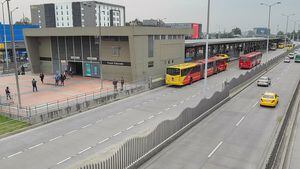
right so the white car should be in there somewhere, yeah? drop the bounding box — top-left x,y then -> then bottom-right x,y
288,53 -> 295,59
284,57 -> 291,63
257,76 -> 271,87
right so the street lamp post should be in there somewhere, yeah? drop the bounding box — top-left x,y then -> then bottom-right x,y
282,13 -> 295,46
98,5 -> 103,90
204,0 -> 210,96
1,0 -> 8,71
260,1 -> 281,57
6,0 -> 21,106
292,20 -> 300,41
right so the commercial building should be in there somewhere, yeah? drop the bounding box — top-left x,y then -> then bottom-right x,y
30,1 -> 125,28
24,26 -> 191,81
166,23 -> 202,39
0,23 -> 38,61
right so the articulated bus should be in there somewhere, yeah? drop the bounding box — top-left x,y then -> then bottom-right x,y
287,44 -> 294,51
165,57 -> 227,86
215,54 -> 230,63
278,43 -> 285,49
239,52 -> 262,69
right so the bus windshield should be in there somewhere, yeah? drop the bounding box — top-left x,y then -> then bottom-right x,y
166,68 -> 180,76
240,56 -> 248,62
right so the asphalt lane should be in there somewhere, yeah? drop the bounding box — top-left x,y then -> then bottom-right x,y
0,49 -> 286,169
139,54 -> 300,169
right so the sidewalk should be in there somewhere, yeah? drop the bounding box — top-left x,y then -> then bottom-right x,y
0,73 -> 116,107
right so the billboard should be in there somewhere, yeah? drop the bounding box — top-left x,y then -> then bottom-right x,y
192,23 -> 199,39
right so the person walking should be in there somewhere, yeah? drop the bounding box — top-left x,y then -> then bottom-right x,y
39,73 -> 45,84
21,65 -> 25,75
55,74 -> 60,86
121,77 -> 125,91
113,79 -> 118,92
60,73 -> 66,86
32,78 -> 38,92
5,86 -> 11,100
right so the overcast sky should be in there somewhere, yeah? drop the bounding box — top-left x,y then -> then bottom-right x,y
5,0 -> 300,33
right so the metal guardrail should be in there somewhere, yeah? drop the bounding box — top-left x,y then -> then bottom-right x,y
74,50 -> 288,169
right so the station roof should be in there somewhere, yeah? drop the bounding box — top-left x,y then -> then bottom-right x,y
185,37 -> 282,47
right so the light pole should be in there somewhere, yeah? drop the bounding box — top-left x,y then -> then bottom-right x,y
260,1 -> 281,57
204,0 -> 210,96
6,0 -> 21,107
292,20 -> 300,41
282,13 -> 295,46
1,0 -> 8,71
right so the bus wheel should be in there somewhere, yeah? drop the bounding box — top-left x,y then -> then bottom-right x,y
189,77 -> 193,85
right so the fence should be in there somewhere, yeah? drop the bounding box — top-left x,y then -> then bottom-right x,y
0,79 -> 150,124
75,49 -> 289,169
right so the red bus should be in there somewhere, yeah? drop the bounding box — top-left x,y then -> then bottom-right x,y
239,52 -> 262,69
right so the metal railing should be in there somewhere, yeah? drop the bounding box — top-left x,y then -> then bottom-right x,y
0,78 -> 151,124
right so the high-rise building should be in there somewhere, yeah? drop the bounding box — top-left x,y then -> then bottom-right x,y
31,1 -> 125,28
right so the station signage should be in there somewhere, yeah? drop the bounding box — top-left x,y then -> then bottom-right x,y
102,60 -> 131,66
87,57 -> 98,61
70,56 -> 80,60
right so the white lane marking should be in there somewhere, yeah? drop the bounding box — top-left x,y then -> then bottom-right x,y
158,111 -> 163,115
137,120 -> 145,125
180,101 -> 184,104
49,136 -> 62,142
126,125 -> 134,131
82,124 -> 92,129
113,132 -> 122,137
98,138 -> 110,144
252,102 -> 258,108
57,157 -> 71,165
172,104 -> 177,107
165,108 -> 170,111
107,115 -> 114,119
66,130 -> 78,135
7,151 -> 23,158
78,147 -> 92,154
148,115 -> 154,120
149,99 -> 153,102
236,116 -> 246,126
96,119 -> 103,123
28,143 -> 44,150
208,141 -> 223,158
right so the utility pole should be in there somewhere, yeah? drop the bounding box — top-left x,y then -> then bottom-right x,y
204,0 -> 210,96
98,5 -> 103,90
6,0 -> 21,106
282,13 -> 295,46
260,2 -> 281,57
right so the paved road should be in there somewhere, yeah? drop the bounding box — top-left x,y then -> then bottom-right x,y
139,53 -> 300,169
0,49 -> 287,169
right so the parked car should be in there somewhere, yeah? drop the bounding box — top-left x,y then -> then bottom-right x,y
257,76 -> 271,87
284,57 -> 291,63
260,92 -> 279,107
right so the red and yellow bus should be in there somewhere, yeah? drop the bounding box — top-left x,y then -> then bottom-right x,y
165,57 -> 227,86
239,52 -> 262,69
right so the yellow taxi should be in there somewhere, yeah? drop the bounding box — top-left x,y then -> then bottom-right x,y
260,92 -> 279,107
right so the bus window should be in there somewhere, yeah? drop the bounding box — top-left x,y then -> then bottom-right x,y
207,62 -> 213,69
191,65 -> 201,73
240,56 -> 248,62
181,68 -> 191,77
166,68 -> 180,76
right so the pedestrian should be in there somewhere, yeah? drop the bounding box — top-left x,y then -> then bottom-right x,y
55,74 -> 60,86
60,73 -> 66,86
39,73 -> 45,84
32,78 -> 38,92
113,79 -> 118,92
21,65 -> 25,75
121,77 -> 125,91
69,67 -> 73,77
5,86 -> 11,100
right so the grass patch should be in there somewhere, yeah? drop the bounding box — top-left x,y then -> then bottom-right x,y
0,115 -> 29,135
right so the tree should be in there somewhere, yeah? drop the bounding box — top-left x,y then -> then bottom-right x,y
126,19 -> 143,26
277,31 -> 284,36
231,27 -> 242,35
15,16 -> 31,25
